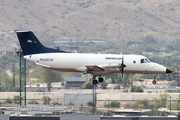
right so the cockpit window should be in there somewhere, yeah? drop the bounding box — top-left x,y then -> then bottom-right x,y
141,59 -> 145,63
141,58 -> 151,63
145,58 -> 151,63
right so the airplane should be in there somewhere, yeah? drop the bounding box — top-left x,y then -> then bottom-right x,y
14,30 -> 172,85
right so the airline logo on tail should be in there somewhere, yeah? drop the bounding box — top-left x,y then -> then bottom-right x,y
27,40 -> 32,43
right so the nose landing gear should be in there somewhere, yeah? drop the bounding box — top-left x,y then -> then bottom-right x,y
152,75 -> 157,84
152,80 -> 156,84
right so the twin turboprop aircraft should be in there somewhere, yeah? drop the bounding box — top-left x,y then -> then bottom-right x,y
14,30 -> 172,84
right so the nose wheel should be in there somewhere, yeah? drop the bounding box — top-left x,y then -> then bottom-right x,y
152,80 -> 156,84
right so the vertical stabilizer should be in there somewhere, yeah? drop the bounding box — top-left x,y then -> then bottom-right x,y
14,30 -> 67,55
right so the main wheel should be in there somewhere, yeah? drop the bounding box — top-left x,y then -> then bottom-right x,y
152,80 -> 156,84
92,80 -> 98,85
98,77 -> 104,82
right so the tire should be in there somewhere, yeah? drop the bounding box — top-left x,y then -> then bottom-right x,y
93,80 -> 98,85
98,77 -> 104,82
152,80 -> 156,84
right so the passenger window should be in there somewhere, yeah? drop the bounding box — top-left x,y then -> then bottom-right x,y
133,61 -> 136,64
141,59 -> 144,63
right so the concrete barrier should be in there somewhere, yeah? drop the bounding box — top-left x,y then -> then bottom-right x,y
61,114 -> 100,120
0,114 -> 9,120
9,115 -> 179,120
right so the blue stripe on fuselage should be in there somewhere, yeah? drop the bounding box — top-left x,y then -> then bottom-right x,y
105,57 -> 122,60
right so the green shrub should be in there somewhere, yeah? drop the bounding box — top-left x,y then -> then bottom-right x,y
28,99 -> 39,104
87,101 -> 93,106
109,101 -> 120,108
5,97 -> 12,104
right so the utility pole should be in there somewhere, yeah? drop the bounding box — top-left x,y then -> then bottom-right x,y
95,85 -> 96,113
64,95 -> 65,105
178,98 -> 179,114
12,63 -> 15,87
16,49 -> 26,107
92,84 -> 97,114
170,97 -> 171,115
0,74 -> 1,92
81,104 -> 83,114
108,98 -> 109,111
178,67 -> 179,87
93,84 -> 94,115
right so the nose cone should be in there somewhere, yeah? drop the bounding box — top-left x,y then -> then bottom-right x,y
166,68 -> 172,73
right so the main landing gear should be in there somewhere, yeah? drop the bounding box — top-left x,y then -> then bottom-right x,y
93,79 -> 98,85
92,75 -> 104,85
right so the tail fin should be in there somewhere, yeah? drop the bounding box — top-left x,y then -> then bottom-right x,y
14,30 -> 67,55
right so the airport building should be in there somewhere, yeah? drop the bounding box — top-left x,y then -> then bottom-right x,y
25,82 -> 62,92
53,40 -> 106,52
65,77 -> 87,87
133,79 -> 177,87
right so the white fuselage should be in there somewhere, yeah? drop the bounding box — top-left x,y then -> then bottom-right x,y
24,53 -> 167,76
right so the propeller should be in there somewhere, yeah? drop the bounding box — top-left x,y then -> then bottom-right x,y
119,40 -> 126,78
120,54 -> 126,78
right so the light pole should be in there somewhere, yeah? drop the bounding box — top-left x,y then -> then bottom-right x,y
166,74 -> 169,109
177,67 -> 179,88
81,104 -> 83,113
53,94 -> 54,106
93,84 -> 94,115
108,98 -> 109,111
34,94 -> 35,105
64,96 -> 65,105
170,97 -> 171,115
17,100 -> 19,107
47,96 -> 48,105
178,97 -> 180,114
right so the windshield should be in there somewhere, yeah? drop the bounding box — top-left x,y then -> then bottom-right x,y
141,58 -> 152,63
145,58 -> 151,63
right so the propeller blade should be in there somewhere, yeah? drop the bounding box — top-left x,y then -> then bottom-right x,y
121,55 -> 124,78
120,55 -> 126,78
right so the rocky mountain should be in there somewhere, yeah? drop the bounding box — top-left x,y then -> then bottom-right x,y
0,0 -> 180,43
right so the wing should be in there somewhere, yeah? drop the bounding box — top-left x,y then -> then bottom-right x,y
86,65 -> 105,72
84,63 -> 122,75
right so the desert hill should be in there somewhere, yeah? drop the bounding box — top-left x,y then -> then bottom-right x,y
0,0 -> 180,43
